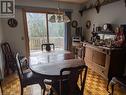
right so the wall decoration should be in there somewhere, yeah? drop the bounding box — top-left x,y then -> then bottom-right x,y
72,20 -> 78,28
8,18 -> 18,28
86,20 -> 91,29
79,0 -> 120,16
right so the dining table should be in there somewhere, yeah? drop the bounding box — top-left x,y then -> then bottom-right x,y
29,50 -> 85,80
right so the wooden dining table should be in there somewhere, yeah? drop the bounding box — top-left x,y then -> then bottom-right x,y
29,50 -> 85,80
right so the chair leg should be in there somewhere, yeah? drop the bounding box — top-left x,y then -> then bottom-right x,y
43,87 -> 45,95
50,88 -> 53,95
107,78 -> 112,92
39,83 -> 46,95
80,71 -> 83,86
21,87 -> 23,95
0,81 -> 3,95
109,77 -> 117,95
111,83 -> 115,95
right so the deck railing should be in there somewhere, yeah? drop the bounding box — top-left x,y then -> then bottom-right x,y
29,37 -> 64,50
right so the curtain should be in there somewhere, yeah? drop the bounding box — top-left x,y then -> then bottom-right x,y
64,11 -> 72,51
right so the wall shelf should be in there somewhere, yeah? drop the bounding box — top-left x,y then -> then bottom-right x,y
79,0 -> 120,16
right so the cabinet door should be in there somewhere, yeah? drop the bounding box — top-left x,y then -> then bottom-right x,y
92,50 -> 106,67
84,47 -> 94,69
85,47 -> 93,60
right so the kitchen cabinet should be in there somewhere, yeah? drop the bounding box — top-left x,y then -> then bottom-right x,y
84,43 -> 126,83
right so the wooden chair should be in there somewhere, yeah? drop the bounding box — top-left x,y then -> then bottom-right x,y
1,42 -> 16,75
15,53 -> 46,95
109,76 -> 126,95
51,65 -> 88,95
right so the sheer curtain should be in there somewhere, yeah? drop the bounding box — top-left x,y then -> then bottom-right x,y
64,11 -> 72,51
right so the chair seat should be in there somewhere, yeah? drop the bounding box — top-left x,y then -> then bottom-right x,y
15,53 -> 46,95
22,70 -> 44,87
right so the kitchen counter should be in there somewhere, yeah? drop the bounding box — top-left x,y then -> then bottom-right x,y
83,41 -> 126,82
83,42 -> 123,54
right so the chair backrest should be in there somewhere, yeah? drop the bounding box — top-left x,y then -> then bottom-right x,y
1,42 -> 16,75
60,65 -> 88,95
15,53 -> 24,81
1,42 -> 13,57
41,43 -> 55,51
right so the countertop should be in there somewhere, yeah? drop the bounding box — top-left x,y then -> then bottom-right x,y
83,42 -> 123,51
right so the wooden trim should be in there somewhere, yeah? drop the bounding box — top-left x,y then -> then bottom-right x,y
22,7 -> 52,57
22,6 -> 66,55
46,14 -> 49,43
17,6 -> 64,14
16,5 -> 73,13
22,9 -> 30,58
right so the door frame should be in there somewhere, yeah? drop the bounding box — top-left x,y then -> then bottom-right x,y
22,9 -> 29,58
22,8 -> 50,57
22,8 -> 64,57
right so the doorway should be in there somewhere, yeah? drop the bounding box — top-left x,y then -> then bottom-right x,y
25,11 -> 65,54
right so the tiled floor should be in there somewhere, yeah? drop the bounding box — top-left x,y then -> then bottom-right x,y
1,69 -> 126,95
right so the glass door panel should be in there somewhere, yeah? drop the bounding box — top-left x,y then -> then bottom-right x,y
26,12 -> 47,52
48,14 -> 65,50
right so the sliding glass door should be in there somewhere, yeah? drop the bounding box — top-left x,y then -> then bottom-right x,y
48,14 -> 65,50
26,12 -> 65,53
26,12 -> 47,52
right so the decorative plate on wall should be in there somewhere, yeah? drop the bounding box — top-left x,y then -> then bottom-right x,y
8,18 -> 18,28
72,20 -> 78,28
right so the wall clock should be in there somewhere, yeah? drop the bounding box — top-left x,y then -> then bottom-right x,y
72,20 -> 78,28
8,18 -> 18,28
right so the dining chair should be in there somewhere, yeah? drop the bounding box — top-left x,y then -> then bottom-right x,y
15,53 -> 46,95
1,42 -> 29,75
51,65 -> 88,95
109,76 -> 126,95
41,43 -> 55,51
1,42 -> 16,75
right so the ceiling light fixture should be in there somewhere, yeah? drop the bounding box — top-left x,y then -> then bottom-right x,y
49,0 -> 70,23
